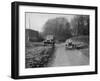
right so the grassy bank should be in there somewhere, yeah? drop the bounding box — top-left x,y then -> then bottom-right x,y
70,35 -> 89,44
25,42 -> 55,68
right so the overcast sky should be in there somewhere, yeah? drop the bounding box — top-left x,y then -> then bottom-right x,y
25,12 -> 75,32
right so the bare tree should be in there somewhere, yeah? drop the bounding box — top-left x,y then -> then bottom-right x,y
42,17 -> 72,42
71,15 -> 89,36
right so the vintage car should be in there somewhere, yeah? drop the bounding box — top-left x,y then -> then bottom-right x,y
43,35 -> 55,46
43,39 -> 55,46
65,42 -> 75,49
65,39 -> 85,49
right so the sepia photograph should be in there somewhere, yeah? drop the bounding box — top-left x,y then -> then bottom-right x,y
25,12 -> 90,68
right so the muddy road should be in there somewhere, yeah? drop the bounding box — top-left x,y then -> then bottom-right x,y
49,43 -> 89,67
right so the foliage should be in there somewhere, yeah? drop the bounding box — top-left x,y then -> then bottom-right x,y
71,15 -> 89,36
42,17 -> 72,42
25,45 -> 55,68
68,35 -> 89,44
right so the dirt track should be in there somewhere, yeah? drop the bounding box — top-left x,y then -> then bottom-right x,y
49,43 -> 89,67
